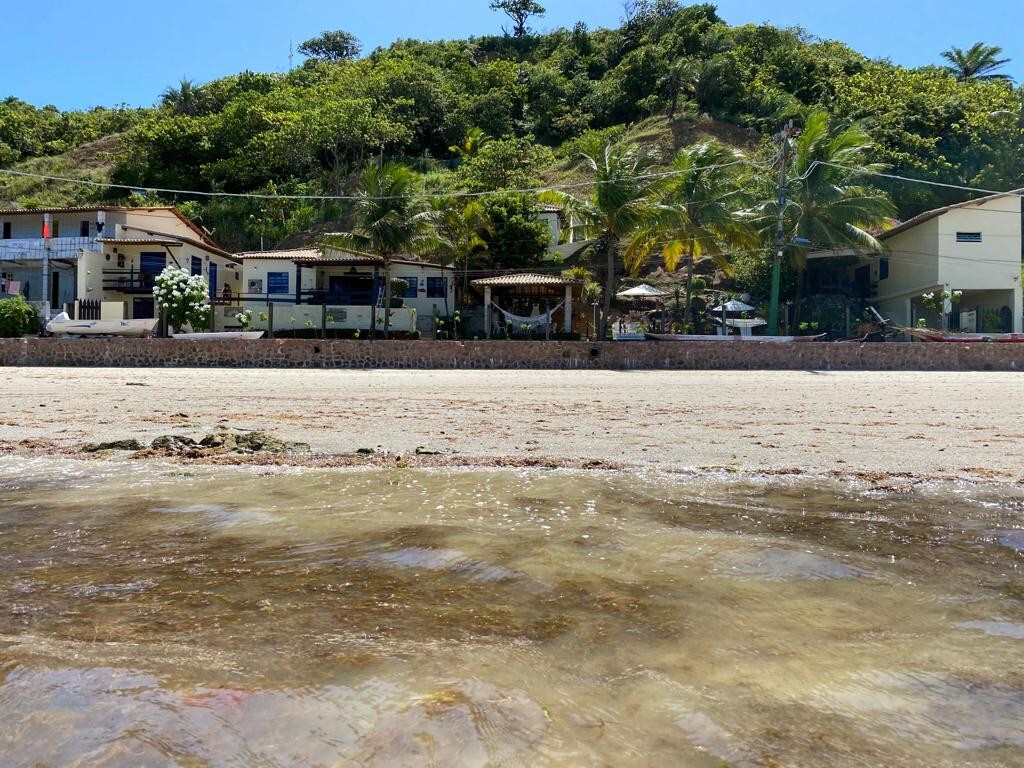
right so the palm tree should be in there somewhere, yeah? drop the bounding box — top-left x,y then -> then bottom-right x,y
761,110 -> 896,325
323,162 -> 444,338
625,141 -> 757,323
941,43 -> 1012,81
449,128 -> 492,162
540,142 -> 658,340
160,78 -> 204,116
432,198 -> 493,297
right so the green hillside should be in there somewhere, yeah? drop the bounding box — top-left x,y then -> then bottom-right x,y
1,2 -> 1021,258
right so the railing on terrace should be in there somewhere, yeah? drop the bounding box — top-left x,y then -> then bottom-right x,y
0,236 -> 99,260
101,269 -> 158,292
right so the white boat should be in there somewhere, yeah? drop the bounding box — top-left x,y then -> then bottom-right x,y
172,331 -> 265,340
46,313 -> 157,337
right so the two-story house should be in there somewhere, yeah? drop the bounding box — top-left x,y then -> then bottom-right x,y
0,205 -> 240,323
806,191 -> 1023,334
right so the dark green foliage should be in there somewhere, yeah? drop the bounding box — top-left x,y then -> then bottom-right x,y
0,295 -> 39,337
299,30 -> 362,62
479,194 -> 550,268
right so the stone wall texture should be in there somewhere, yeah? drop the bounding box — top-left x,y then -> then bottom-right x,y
1,338 -> 1023,371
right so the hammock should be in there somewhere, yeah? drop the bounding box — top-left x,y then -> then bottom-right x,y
491,301 -> 564,329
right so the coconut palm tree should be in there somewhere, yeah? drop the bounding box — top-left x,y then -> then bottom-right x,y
625,141 -> 757,323
449,128 -> 492,162
941,42 -> 1012,81
160,78 -> 204,116
432,198 -> 493,297
539,142 -> 657,340
323,162 -> 444,338
759,110 -> 896,325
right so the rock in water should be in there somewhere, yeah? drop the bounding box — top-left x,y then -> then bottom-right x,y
150,435 -> 198,453
82,439 -> 145,453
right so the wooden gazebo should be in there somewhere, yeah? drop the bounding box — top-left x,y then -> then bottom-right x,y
471,273 -> 581,338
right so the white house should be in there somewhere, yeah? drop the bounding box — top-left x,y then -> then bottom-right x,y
232,247 -> 456,335
808,191 -> 1023,333
0,205 -> 240,323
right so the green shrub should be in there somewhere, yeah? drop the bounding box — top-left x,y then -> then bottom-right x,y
0,295 -> 39,337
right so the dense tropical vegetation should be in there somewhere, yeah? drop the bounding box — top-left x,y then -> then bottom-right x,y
0,1 -> 1019,325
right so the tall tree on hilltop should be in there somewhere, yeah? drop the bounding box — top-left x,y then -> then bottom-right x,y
941,42 -> 1012,81
299,30 -> 362,61
323,162 -> 445,338
626,141 -> 756,323
540,142 -> 657,340
489,0 -> 546,37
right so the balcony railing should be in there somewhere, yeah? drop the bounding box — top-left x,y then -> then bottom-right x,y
0,236 -> 100,260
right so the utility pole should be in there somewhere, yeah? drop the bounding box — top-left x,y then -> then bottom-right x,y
767,121 -> 794,337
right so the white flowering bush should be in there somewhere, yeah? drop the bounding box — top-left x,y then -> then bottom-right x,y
235,309 -> 253,329
153,267 -> 211,332
920,290 -> 963,312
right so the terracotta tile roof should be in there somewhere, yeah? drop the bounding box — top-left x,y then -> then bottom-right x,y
235,248 -> 322,261
537,203 -> 563,213
237,247 -> 450,270
471,273 -> 579,287
97,237 -> 184,246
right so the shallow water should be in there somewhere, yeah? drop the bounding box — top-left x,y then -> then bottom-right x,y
1,458 -> 1023,767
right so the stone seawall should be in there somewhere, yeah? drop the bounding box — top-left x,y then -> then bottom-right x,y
1,338 -> 1022,371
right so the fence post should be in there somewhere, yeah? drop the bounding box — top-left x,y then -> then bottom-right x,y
267,302 -> 275,339
321,303 -> 327,340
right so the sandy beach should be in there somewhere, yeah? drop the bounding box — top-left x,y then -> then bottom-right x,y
1,366 -> 1022,482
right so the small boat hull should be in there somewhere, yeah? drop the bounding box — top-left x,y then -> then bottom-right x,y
46,314 -> 156,337
172,331 -> 265,341
645,333 -> 826,343
906,328 -> 1024,343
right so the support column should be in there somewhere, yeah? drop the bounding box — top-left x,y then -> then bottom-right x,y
484,286 -> 492,339
564,284 -> 572,334
41,213 -> 52,319
1013,282 -> 1023,333
295,262 -> 303,305
942,283 -> 952,331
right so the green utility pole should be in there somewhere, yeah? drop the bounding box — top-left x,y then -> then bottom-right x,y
767,121 -> 794,336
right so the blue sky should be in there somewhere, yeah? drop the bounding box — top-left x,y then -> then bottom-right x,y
4,0 -> 1022,111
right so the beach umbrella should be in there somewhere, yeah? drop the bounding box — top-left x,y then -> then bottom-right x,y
616,284 -> 671,300
709,299 -> 756,313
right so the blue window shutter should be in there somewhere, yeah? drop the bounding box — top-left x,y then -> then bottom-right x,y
267,272 -> 290,294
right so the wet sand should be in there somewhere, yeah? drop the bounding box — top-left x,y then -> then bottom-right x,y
2,367 -> 1022,481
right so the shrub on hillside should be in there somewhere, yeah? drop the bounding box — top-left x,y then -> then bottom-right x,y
0,295 -> 39,337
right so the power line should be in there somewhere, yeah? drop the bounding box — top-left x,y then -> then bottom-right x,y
805,162 -> 1024,200
0,160 -> 760,203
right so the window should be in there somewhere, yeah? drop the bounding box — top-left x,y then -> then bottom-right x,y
879,257 -> 889,280
267,271 -> 290,294
2,223 -> 10,239
956,232 -> 983,243
397,276 -> 418,298
191,256 -> 202,276
51,221 -> 59,238
79,220 -> 90,237
426,276 -> 447,298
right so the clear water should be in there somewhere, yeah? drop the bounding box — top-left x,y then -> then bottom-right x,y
1,458 -> 1023,767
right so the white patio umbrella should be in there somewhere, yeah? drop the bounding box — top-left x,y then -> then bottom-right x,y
709,299 -> 756,313
616,284 -> 671,300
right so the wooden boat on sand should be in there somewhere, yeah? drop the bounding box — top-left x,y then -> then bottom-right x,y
645,333 -> 827,343
903,328 -> 1024,343
172,331 -> 265,341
